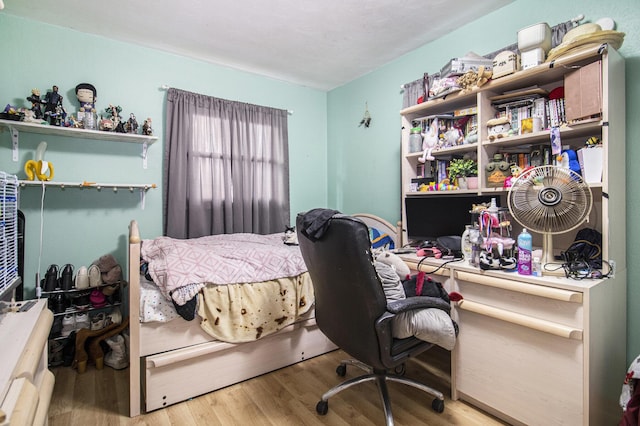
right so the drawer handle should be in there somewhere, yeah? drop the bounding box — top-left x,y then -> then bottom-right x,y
403,261 -> 450,277
457,299 -> 583,340
456,271 -> 582,303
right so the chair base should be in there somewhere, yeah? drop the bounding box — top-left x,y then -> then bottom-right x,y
317,360 -> 445,426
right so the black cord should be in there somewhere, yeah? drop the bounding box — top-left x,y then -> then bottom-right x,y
416,256 -> 463,275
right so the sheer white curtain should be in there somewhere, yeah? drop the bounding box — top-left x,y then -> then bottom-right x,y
164,88 -> 290,238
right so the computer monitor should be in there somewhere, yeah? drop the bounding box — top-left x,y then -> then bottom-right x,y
404,195 -> 497,245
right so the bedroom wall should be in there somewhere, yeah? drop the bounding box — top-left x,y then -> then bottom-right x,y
0,14 -> 328,299
327,0 -> 640,362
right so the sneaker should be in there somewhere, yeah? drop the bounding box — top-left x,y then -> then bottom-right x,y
75,312 -> 90,330
61,314 -> 75,337
75,266 -> 89,289
91,312 -> 106,330
88,264 -> 102,287
106,306 -> 122,326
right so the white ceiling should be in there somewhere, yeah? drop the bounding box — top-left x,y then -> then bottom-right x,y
1,0 -> 512,90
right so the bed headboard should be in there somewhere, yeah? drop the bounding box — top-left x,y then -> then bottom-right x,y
351,213 -> 401,248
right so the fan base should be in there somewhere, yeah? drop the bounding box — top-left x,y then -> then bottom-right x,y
542,263 -> 565,277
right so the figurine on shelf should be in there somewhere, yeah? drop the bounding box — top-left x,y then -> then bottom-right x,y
75,83 -> 97,129
125,113 -> 139,134
26,88 -> 44,119
43,85 -> 64,125
142,117 -> 153,136
104,104 -> 126,133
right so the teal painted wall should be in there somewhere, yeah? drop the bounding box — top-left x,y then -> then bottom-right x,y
0,14 -> 328,299
2,0 -> 640,364
328,0 -> 640,363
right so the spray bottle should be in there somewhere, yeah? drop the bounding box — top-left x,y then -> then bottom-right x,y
517,228 -> 532,275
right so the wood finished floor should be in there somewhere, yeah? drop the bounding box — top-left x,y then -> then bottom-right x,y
48,347 -> 507,425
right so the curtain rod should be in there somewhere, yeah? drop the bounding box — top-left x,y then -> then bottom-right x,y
160,85 -> 293,115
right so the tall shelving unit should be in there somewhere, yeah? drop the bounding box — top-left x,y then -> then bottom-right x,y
399,44 -> 626,425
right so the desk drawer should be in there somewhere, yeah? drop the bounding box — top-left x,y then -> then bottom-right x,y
454,271 -> 584,330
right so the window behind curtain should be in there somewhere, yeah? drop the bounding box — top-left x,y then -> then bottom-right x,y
164,88 -> 290,238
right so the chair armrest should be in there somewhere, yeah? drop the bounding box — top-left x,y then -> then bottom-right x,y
386,296 -> 450,314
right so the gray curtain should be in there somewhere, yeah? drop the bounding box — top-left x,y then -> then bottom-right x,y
164,88 -> 290,238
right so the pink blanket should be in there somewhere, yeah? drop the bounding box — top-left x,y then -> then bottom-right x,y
141,233 -> 308,305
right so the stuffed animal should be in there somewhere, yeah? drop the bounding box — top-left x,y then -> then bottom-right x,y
374,250 -> 410,280
419,117 -> 439,162
487,117 -> 516,141
558,148 -> 582,176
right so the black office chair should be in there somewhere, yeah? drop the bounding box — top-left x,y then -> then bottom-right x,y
296,210 -> 448,425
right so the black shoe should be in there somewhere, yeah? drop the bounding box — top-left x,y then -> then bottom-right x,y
63,331 -> 76,367
60,264 -> 74,290
44,264 -> 59,292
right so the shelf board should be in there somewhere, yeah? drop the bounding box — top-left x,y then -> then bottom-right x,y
0,118 -> 157,145
481,120 -> 602,148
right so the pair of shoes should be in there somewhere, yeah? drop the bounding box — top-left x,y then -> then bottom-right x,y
91,312 -> 106,330
88,264 -> 102,288
75,266 -> 89,289
104,334 -> 129,370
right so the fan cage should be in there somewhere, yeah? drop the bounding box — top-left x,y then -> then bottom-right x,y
507,166 -> 592,235
0,171 -> 19,300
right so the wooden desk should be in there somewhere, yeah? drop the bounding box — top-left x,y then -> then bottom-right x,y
401,255 -> 626,425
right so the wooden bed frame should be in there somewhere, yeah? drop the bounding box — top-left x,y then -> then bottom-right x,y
127,213 -> 399,416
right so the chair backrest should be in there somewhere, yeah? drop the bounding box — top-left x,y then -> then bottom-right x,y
296,211 -> 388,368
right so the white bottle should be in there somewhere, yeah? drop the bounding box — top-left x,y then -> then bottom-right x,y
461,225 -> 473,261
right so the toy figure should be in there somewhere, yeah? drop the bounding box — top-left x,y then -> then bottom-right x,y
43,85 -> 64,125
75,83 -> 97,129
104,104 -> 126,133
26,88 -> 44,119
418,117 -> 438,162
142,117 -> 153,136
125,113 -> 139,134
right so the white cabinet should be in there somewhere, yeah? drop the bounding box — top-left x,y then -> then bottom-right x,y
399,44 -> 626,425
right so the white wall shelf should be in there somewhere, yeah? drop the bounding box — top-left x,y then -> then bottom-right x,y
0,118 -> 157,167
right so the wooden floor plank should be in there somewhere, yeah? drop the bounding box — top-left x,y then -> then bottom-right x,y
48,347 -> 507,425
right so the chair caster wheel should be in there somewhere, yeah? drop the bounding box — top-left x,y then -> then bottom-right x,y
394,363 -> 406,375
316,400 -> 329,415
432,398 -> 445,413
336,364 -> 347,377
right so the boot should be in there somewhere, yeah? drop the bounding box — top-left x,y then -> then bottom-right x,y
104,334 -> 128,370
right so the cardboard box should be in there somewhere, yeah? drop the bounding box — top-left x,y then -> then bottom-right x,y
565,60 -> 602,123
577,146 -> 603,183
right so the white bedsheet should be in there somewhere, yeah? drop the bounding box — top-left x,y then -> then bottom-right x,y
140,274 -> 179,323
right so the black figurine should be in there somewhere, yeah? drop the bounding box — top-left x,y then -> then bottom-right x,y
43,85 -> 64,125
125,113 -> 139,134
26,88 -> 44,119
